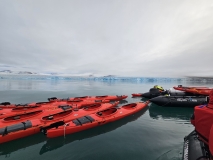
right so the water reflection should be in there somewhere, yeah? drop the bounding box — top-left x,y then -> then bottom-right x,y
149,103 -> 194,120
39,107 -> 148,155
0,133 -> 46,156
156,147 -> 182,160
0,106 -> 147,156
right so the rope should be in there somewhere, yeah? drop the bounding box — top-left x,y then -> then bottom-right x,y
63,123 -> 69,138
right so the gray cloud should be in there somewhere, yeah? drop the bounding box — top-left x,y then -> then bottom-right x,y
1,0 -> 213,77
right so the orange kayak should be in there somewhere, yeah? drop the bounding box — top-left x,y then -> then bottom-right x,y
131,93 -> 143,97
0,99 -> 110,119
46,101 -> 149,138
0,102 -> 118,144
48,95 -> 128,102
173,85 -> 211,95
0,95 -> 127,109
0,99 -> 110,109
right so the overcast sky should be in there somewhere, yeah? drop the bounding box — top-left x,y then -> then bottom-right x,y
0,0 -> 213,77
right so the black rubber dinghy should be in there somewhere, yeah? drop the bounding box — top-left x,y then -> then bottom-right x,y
149,96 -> 207,107
142,88 -> 200,99
182,130 -> 209,160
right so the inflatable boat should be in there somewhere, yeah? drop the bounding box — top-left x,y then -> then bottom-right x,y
0,102 -> 118,144
173,85 -> 211,96
46,101 -> 150,138
132,89 -> 198,98
149,96 -> 207,107
182,130 -> 209,160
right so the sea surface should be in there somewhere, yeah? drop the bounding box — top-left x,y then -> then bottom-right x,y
0,78 -> 212,160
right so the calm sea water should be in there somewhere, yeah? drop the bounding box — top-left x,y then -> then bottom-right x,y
0,79 -> 212,160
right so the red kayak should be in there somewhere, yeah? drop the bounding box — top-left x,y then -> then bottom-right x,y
0,119 -> 42,144
46,101 -> 150,138
173,85 -> 209,91
0,99 -> 110,119
0,99 -> 110,109
131,93 -> 143,97
173,85 -> 212,95
0,102 -> 37,109
72,95 -> 128,101
48,95 -> 128,102
0,102 -> 118,144
197,89 -> 212,96
0,94 -> 126,109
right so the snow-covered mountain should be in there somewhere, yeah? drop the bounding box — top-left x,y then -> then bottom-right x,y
0,70 -> 12,73
0,70 -> 37,75
0,70 -> 102,77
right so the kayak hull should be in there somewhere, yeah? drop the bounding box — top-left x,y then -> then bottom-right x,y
47,101 -> 149,138
0,102 -> 118,143
173,85 -> 211,96
0,99 -> 112,119
0,119 -> 41,144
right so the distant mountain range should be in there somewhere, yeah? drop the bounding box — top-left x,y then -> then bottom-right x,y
0,70 -> 37,75
0,70 -> 105,77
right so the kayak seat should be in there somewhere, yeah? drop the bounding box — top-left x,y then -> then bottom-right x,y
47,116 -> 54,120
72,116 -> 95,126
73,108 -> 79,111
13,116 -> 20,120
97,112 -> 102,116
0,120 -> 32,135
58,105 -> 72,111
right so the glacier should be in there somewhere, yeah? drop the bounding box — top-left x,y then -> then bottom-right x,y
0,74 -> 207,83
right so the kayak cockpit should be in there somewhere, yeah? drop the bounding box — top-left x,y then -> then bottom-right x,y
96,108 -> 117,117
122,103 -> 137,109
95,95 -> 108,98
3,110 -> 43,121
12,105 -> 40,111
74,96 -> 89,100
41,110 -> 73,121
83,104 -> 102,111
68,99 -> 83,102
